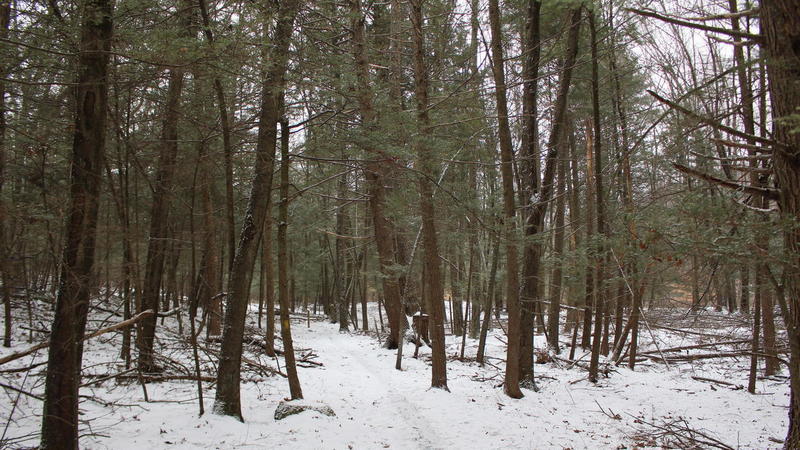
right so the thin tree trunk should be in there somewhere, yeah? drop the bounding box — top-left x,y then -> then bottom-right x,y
547,157 -> 566,352
588,10 -> 608,383
195,0 -> 235,277
192,103 -> 221,339
263,214 -> 276,357
277,119 -> 303,399
762,286 -> 778,375
335,163 -> 349,331
748,270 -> 762,394
487,0 -> 522,399
477,229 -> 500,365
137,5 -> 191,370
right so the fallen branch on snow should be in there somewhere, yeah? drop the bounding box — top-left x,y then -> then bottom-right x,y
0,310 -> 154,367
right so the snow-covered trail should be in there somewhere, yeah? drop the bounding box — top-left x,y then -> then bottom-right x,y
262,321 -> 626,450
3,311 -> 788,449
299,326 -> 448,449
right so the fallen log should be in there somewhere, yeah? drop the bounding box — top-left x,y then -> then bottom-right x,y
0,310 -> 154,366
642,349 -> 789,364
691,376 -> 742,389
115,374 -> 216,383
638,339 -> 750,356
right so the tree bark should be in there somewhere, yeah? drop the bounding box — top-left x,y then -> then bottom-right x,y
137,4 -> 192,370
410,0 -> 448,391
213,0 -> 299,419
520,7 -> 582,383
518,0 -> 543,385
278,119 -> 303,399
759,2 -> 800,446
350,0 -> 404,349
487,0 -> 522,399
263,214 -> 276,356
588,10 -> 608,384
335,163 -> 349,331
0,0 -> 11,349
40,0 -> 112,444
547,156 -> 566,352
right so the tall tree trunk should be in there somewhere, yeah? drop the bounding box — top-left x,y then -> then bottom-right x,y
192,112 -> 221,339
477,215 -> 500,365
335,164 -> 349,331
410,0 -> 447,391
487,0 -> 522,399
195,0 -> 236,277
748,269 -> 762,394
137,6 -> 191,370
40,0 -> 113,444
0,0 -> 11,349
547,156 -> 566,352
588,10 -> 608,383
518,0 -> 542,385
213,0 -> 299,419
606,2 -> 640,368
521,7 -> 582,383
277,119 -> 303,399
760,2 -> 800,446
350,0 -> 404,349
450,252 -> 464,336
263,214 -> 276,356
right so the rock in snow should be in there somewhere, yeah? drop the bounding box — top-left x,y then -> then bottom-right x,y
274,400 -> 336,420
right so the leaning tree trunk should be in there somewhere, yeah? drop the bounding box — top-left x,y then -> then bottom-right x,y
760,1 -> 800,447
213,0 -> 299,420
40,0 -> 113,445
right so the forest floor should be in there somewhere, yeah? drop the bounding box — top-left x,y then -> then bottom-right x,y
0,297 -> 790,449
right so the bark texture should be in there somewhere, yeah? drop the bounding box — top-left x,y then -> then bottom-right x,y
213,0 -> 299,419
760,1 -> 800,447
410,0 -> 448,390
40,0 -> 113,445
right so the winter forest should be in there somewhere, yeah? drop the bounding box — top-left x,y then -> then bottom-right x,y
0,0 -> 799,448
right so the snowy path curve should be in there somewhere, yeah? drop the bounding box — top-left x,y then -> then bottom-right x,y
310,326 -> 447,449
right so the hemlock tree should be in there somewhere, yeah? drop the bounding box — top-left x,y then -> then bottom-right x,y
760,2 -> 800,446
40,0 -> 113,445
410,0 -> 448,391
213,0 -> 300,420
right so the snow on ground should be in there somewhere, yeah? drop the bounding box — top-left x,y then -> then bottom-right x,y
0,299 -> 790,449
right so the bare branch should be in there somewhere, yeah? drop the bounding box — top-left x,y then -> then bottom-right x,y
672,163 -> 779,201
649,90 -> 775,146
0,310 -> 154,366
628,8 -> 761,41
